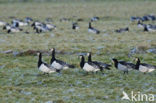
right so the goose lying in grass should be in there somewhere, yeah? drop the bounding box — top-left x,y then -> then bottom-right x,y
80,55 -> 101,73
88,22 -> 100,34
135,58 -> 156,73
87,52 -> 111,71
7,27 -> 23,33
115,27 -> 129,33
50,48 -> 75,71
91,16 -> 99,22
144,25 -> 156,32
37,52 -> 58,74
112,58 -> 136,74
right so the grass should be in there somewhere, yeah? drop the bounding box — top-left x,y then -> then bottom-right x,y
0,1 -> 156,103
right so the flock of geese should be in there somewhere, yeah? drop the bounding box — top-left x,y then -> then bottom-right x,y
38,48 -> 156,75
0,14 -> 156,34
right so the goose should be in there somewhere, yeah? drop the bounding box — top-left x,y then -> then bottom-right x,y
31,21 -> 42,27
50,48 -> 75,71
80,55 -> 101,73
7,27 -> 23,33
91,17 -> 99,22
37,52 -> 58,74
0,21 -> 7,26
12,19 -> 28,27
135,58 -> 156,73
137,21 -> 146,28
88,22 -> 100,34
3,24 -> 11,30
115,27 -> 129,33
72,22 -> 79,30
24,17 -> 33,23
87,52 -> 111,70
130,16 -> 142,22
144,25 -> 156,32
112,58 -> 136,74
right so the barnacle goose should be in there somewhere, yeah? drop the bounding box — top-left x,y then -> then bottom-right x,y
72,22 -> 79,30
3,24 -> 11,30
112,58 -> 136,74
87,52 -> 111,70
135,58 -> 156,73
12,19 -> 28,27
50,48 -> 75,71
80,55 -> 101,73
91,17 -> 100,22
115,27 -> 129,33
144,24 -> 156,32
7,27 -> 23,33
37,52 -> 58,74
88,22 -> 100,34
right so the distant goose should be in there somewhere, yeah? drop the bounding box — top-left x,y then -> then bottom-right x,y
80,55 -> 101,73
91,17 -> 100,22
50,48 -> 75,71
115,27 -> 129,33
135,58 -> 156,73
7,27 -> 23,33
24,17 -> 33,23
112,58 -> 136,74
72,22 -> 79,30
0,21 -> 7,26
87,52 -> 111,70
12,19 -> 28,27
88,22 -> 100,34
137,21 -> 146,28
144,25 -> 156,32
31,21 -> 42,27
130,16 -> 142,22
37,52 -> 57,74
3,24 -> 11,30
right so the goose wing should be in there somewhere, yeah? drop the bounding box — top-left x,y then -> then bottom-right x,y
92,61 -> 111,70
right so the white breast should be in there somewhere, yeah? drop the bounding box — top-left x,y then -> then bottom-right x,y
88,29 -> 96,34
39,64 -> 55,73
51,61 -> 63,70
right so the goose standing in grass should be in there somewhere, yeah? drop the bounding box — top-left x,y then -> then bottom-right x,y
88,22 -> 100,34
72,22 -> 79,30
50,48 -> 75,71
80,55 -> 101,73
112,58 -> 136,74
135,58 -> 156,73
37,52 -> 58,74
87,52 -> 111,70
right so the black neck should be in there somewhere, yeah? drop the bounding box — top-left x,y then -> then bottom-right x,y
89,22 -> 92,28
80,56 -> 85,68
135,58 -> 140,70
50,49 -> 56,64
113,59 -> 118,69
144,26 -> 148,31
88,54 -> 92,62
38,53 -> 42,68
